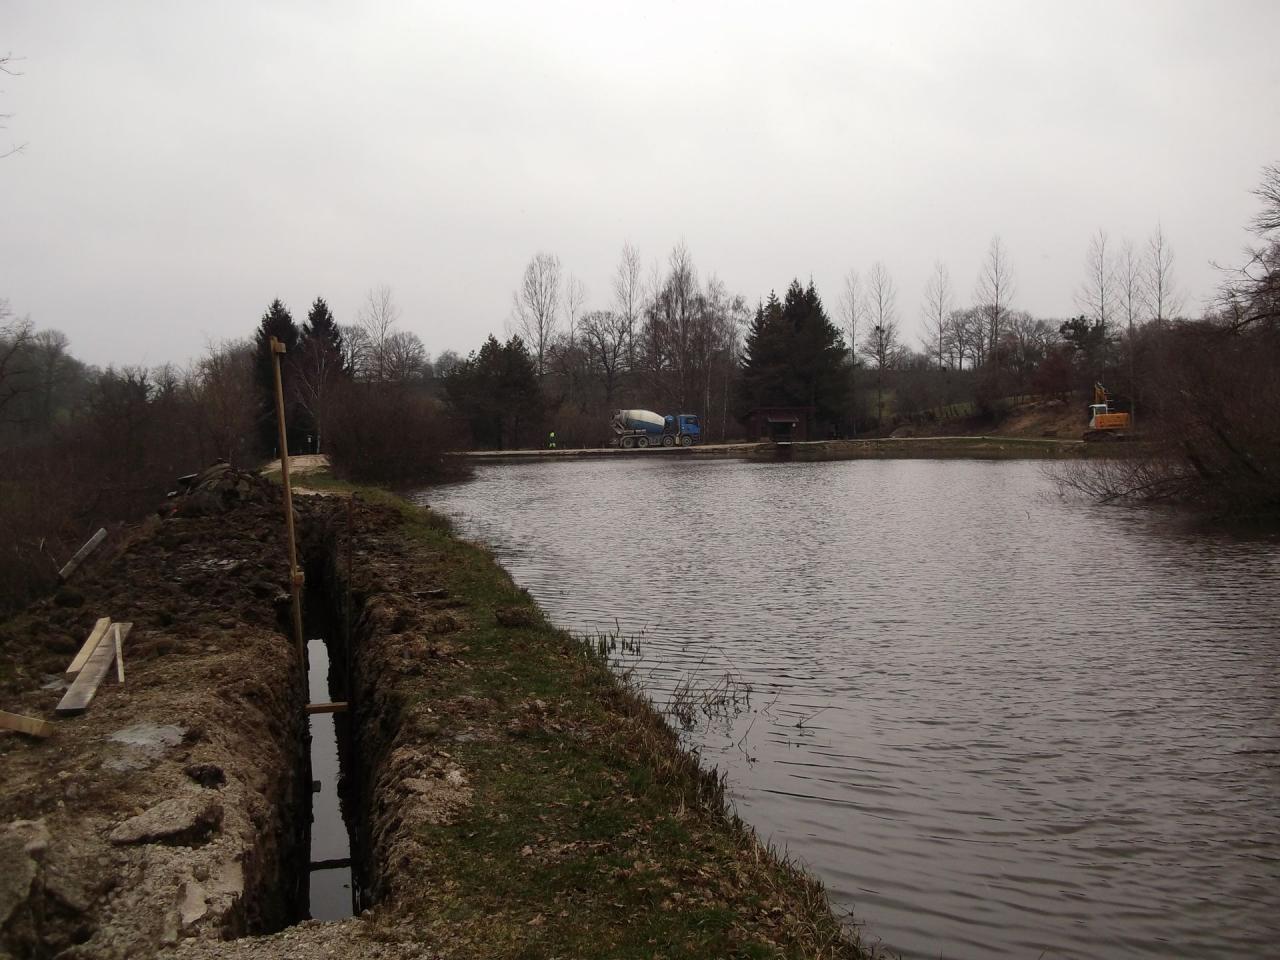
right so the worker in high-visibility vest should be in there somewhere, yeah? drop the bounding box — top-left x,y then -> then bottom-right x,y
548,430 -> 557,449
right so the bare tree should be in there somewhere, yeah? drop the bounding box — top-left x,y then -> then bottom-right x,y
560,275 -> 587,406
1143,224 -> 1184,325
839,270 -> 866,431
357,285 -> 401,382
1,53 -> 25,159
946,306 -> 983,371
839,270 -> 864,357
579,309 -> 629,404
513,253 -> 561,377
193,339 -> 257,463
564,275 -> 587,340
433,349 -> 462,379
1076,229 -> 1117,349
1004,311 -> 1058,392
922,261 -> 953,370
292,338 -> 344,453
384,330 -> 428,383
861,262 -> 899,426
339,323 -> 370,380
643,243 -> 704,409
1117,238 -> 1144,424
974,236 -> 1015,362
30,329 -> 72,431
0,299 -> 34,422
1252,162 -> 1280,237
613,243 -> 644,372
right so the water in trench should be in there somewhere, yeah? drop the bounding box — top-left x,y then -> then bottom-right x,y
420,457 -> 1280,960
304,591 -> 359,921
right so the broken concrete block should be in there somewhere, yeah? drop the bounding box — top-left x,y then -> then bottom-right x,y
108,796 -> 224,846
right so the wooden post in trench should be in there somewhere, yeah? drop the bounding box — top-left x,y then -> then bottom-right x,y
269,336 -> 306,666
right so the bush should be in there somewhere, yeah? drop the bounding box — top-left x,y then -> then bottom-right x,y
326,383 -> 469,487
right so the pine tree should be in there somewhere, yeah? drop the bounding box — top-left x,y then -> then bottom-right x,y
301,297 -> 345,370
253,299 -> 300,456
292,297 -> 349,453
445,335 -> 545,450
738,292 -> 786,414
738,281 -> 849,427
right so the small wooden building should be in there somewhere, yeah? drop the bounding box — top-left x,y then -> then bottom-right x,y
743,406 -> 816,443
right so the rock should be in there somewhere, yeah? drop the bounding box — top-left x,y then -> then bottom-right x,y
0,820 -> 47,925
109,796 -> 224,846
179,880 -> 208,927
183,762 -> 226,788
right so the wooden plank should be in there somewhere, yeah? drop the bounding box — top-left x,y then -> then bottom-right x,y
305,701 -> 349,715
58,527 -> 107,581
65,617 -> 112,679
0,709 -> 53,739
113,623 -> 125,684
56,622 -> 131,715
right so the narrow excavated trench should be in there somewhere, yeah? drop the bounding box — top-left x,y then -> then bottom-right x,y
301,577 -> 362,921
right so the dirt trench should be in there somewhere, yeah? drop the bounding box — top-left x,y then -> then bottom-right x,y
2,468 -> 869,959
0,469 -> 317,957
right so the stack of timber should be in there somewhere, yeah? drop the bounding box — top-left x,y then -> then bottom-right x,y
56,616 -> 132,716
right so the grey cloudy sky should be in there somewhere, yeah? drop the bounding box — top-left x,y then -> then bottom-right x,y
3,1 -> 1278,368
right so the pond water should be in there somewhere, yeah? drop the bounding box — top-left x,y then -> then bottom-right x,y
419,458 -> 1280,959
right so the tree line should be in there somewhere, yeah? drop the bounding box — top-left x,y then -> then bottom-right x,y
2,163 -> 1277,612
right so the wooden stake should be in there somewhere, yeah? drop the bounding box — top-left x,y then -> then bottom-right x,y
114,623 -> 125,683
270,336 -> 306,666
0,710 -> 53,739
58,528 -> 107,581
65,617 -> 112,678
305,701 -> 349,715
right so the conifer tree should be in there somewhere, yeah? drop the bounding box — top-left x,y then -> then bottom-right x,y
445,335 -> 545,450
253,299 -> 300,456
292,297 -> 348,453
738,280 -> 849,427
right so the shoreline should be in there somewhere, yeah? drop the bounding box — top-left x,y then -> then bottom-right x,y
462,435 -> 1087,464
0,467 -> 877,958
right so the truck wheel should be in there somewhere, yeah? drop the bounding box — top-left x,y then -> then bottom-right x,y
638,437 -> 649,448
663,435 -> 675,447
622,436 -> 634,449
680,435 -> 693,447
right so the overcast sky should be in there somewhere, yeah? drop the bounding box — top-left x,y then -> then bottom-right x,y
3,1 -> 1278,369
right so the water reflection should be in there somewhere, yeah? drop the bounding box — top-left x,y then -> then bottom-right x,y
421,458 -> 1280,960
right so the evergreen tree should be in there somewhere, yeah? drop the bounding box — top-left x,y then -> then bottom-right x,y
292,297 -> 349,453
301,297 -> 346,371
446,335 -> 545,449
738,292 -> 787,413
253,299 -> 300,456
738,280 -> 849,427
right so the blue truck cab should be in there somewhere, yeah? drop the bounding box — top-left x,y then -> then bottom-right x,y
663,414 -> 701,446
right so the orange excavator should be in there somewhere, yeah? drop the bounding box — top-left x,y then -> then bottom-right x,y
1085,382 -> 1132,441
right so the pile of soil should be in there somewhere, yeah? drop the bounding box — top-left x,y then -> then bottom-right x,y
2,468 -> 871,959
893,397 -> 1086,441
0,468 -> 315,958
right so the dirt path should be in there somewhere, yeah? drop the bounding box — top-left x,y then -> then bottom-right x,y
261,454 -> 345,496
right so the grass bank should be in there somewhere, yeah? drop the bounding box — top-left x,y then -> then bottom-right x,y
281,469 -> 878,959
759,436 -> 1087,462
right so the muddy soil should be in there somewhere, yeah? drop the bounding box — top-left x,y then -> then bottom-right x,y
2,467 -> 870,959
0,466 -> 314,958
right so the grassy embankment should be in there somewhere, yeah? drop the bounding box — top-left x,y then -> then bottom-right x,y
773,436 -> 1086,461
296,468 -> 876,959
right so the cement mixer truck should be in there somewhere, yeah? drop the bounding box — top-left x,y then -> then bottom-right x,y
611,409 -> 702,448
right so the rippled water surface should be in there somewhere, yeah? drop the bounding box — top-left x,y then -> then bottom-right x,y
419,458 -> 1280,959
